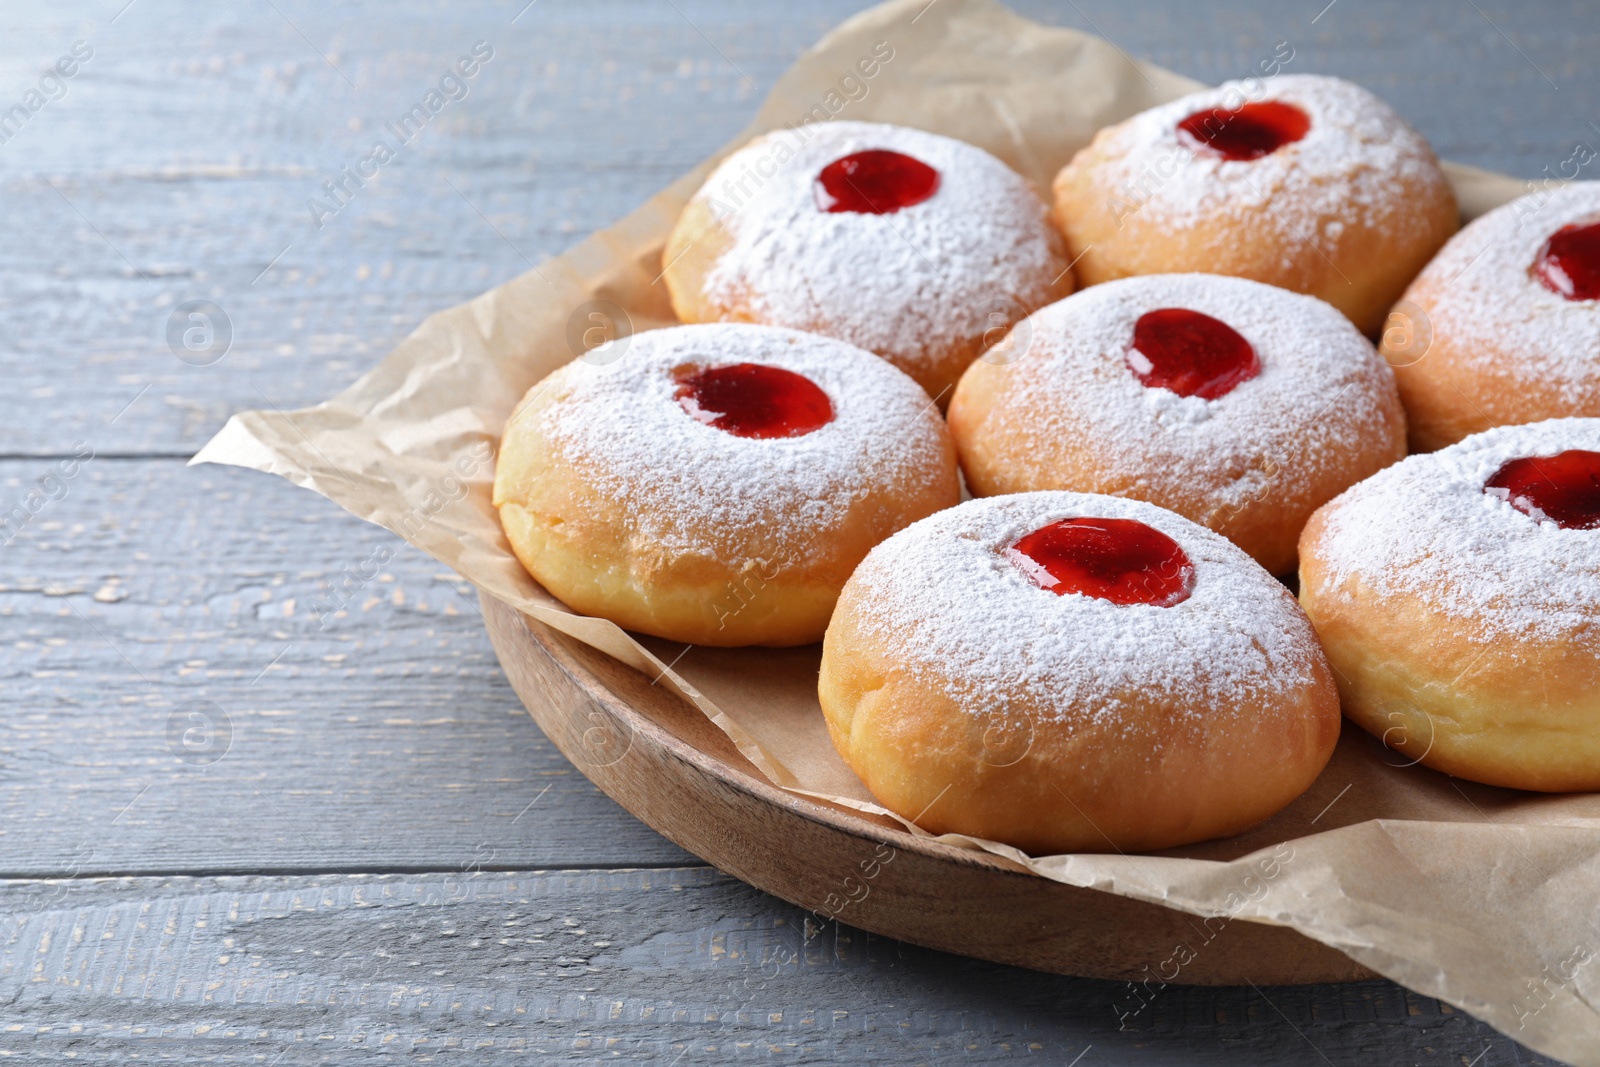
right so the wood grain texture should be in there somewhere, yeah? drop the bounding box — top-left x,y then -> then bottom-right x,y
0,869 -> 1559,1065
0,459 -> 695,874
4,0 -> 1597,1061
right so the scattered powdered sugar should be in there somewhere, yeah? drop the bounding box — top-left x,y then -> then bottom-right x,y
1092,74 -> 1446,259
1413,182 -> 1600,405
525,323 -> 950,569
991,274 -> 1398,515
1313,418 -> 1600,639
693,121 -> 1064,378
845,492 -> 1326,728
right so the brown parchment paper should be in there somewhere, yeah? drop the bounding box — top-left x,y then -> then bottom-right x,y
192,0 -> 1600,1058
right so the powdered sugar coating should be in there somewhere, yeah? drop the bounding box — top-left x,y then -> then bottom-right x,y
521,323 -> 951,569
993,274 -> 1399,516
1409,183 -> 1600,405
1312,418 -> 1600,640
691,121 -> 1065,379
1091,74 -> 1446,261
844,492 -> 1326,725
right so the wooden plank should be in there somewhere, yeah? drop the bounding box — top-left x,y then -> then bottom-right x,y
3,0 -> 1596,456
0,0 -> 865,458
0,868 -> 1553,1064
0,458 -> 694,874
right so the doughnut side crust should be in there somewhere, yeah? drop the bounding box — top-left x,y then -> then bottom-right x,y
1051,75 -> 1457,336
948,275 -> 1406,575
1300,514 -> 1600,791
1385,182 -> 1600,451
496,466 -> 848,648
494,324 -> 961,647
819,492 -> 1341,854
664,122 -> 1073,403
1297,418 -> 1600,790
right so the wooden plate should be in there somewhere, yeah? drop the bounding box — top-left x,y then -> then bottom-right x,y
482,593 -> 1373,985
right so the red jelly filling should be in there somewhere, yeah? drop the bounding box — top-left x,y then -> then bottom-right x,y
1484,450 -> 1600,530
1533,222 -> 1600,301
1007,518 -> 1194,607
675,363 -> 833,439
1127,308 -> 1260,400
1177,100 -> 1310,161
814,149 -> 940,214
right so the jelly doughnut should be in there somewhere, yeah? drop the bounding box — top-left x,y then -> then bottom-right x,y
820,492 -> 1341,853
663,121 -> 1073,403
948,274 -> 1406,575
494,324 -> 960,646
1052,74 -> 1457,336
1299,418 -> 1600,791
1384,182 -> 1600,450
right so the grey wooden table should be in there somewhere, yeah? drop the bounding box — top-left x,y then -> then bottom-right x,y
4,0 -> 1596,1062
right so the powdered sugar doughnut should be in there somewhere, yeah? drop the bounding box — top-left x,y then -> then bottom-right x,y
819,492 -> 1340,854
948,274 -> 1406,575
494,324 -> 960,647
663,121 -> 1072,404
1385,183 -> 1600,451
1299,418 -> 1600,791
1053,74 -> 1457,336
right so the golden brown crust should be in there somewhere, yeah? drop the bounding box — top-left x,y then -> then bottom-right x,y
1050,87 -> 1458,337
818,494 -> 1343,854
951,369 -> 1403,575
1387,269 -> 1600,453
493,326 -> 962,647
498,493 -> 849,647
497,416 -> 957,646
819,608 -> 1341,853
946,277 -> 1409,576
1299,504 -> 1600,792
662,194 -> 740,328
